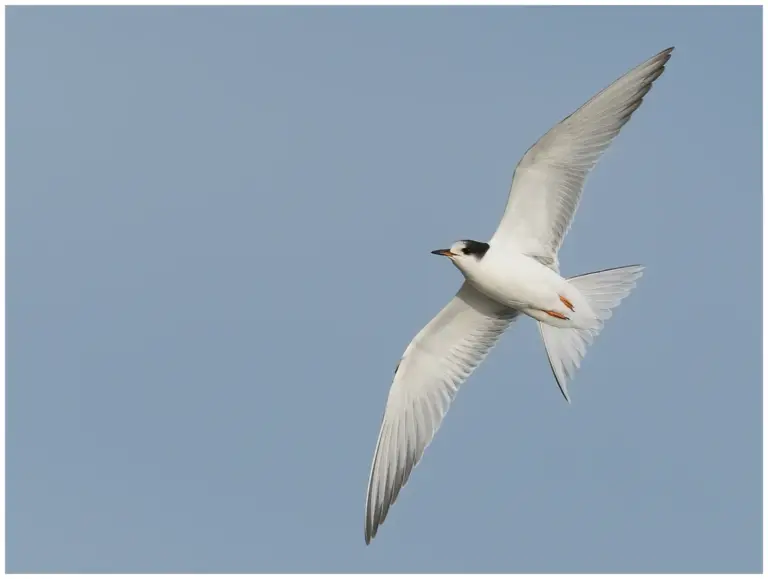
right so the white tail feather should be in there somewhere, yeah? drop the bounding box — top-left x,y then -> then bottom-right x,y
539,265 -> 644,402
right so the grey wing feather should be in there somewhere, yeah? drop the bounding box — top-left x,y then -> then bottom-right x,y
364,282 -> 519,544
491,47 -> 673,260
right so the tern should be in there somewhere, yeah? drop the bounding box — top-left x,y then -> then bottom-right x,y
364,48 -> 673,544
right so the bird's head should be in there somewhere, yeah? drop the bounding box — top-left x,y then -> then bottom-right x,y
431,240 -> 490,269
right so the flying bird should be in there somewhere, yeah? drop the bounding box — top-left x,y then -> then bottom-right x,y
364,47 -> 673,544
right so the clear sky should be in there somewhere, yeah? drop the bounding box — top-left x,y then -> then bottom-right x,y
7,5 -> 761,573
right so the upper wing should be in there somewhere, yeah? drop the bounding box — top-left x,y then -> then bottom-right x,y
364,282 -> 519,544
490,47 -> 673,262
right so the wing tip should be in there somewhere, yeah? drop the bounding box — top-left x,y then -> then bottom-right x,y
653,46 -> 674,65
556,375 -> 572,404
364,504 -> 379,545
652,47 -> 674,76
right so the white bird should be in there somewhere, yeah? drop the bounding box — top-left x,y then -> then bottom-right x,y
364,47 -> 673,544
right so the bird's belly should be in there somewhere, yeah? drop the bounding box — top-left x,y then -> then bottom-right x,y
468,275 -> 536,310
464,256 -> 595,329
465,258 -> 558,311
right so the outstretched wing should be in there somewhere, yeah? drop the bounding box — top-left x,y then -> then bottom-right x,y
490,47 -> 673,263
365,282 -> 519,543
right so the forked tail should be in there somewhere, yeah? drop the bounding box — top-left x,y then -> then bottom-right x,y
539,265 -> 644,402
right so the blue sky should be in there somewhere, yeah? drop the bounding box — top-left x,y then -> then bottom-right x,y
7,6 -> 761,573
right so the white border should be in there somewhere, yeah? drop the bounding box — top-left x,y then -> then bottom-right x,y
1,3 -> 6,576
762,4 -> 767,578
1,2 -> 764,578
2,0 -> 766,6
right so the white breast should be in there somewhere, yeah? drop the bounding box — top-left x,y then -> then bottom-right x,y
459,249 -> 564,311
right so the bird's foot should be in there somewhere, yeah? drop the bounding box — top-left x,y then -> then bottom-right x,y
545,310 -> 569,320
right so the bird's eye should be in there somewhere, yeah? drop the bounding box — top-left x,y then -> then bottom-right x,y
461,247 -> 470,255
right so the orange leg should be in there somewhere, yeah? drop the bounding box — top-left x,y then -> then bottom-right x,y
545,310 -> 569,320
559,295 -> 575,312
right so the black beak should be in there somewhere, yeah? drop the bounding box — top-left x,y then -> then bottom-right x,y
431,249 -> 455,257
